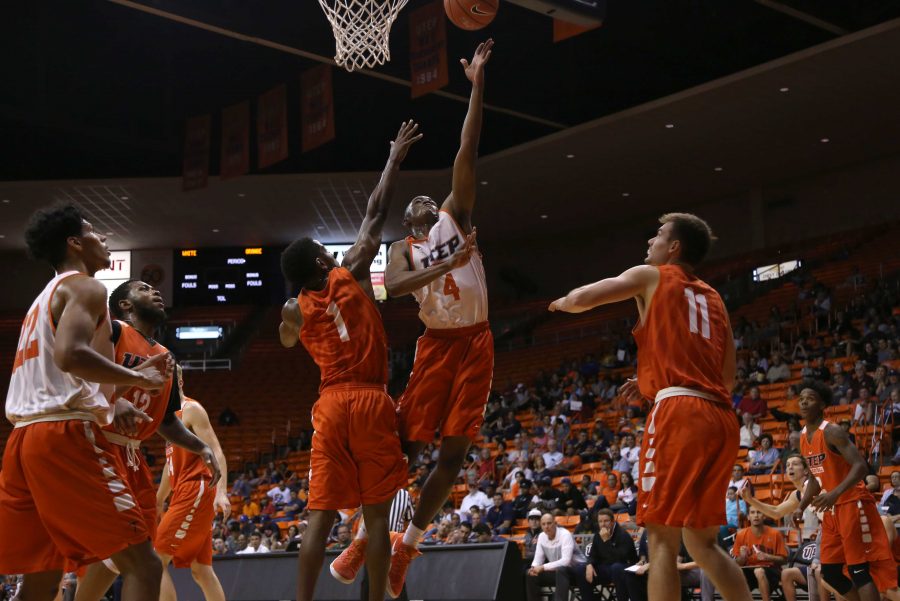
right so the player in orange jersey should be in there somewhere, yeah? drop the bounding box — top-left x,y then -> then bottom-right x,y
796,379 -> 899,601
346,41 -> 491,598
156,365 -> 230,601
74,281 -> 221,601
549,213 -> 752,601
278,120 -> 422,601
0,204 -> 170,601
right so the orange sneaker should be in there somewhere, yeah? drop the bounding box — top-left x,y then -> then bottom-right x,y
386,532 -> 421,598
329,538 -> 367,584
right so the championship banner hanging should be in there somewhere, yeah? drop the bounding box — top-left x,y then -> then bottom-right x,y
220,101 -> 250,179
409,0 -> 448,99
257,84 -> 289,169
301,65 -> 335,152
182,114 -> 211,191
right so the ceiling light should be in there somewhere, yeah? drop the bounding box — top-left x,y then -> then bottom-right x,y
317,225 -> 326,230
1,199 -> 9,204
714,167 -> 723,172
237,193 -> 245,198
0,234 -> 5,239
105,232 -> 114,236
622,192 -> 630,197
120,196 -> 128,200
480,181 -> 488,185
566,154 -> 575,159
352,190 -> 361,194
779,87 -> 789,93
820,138 -> 830,143
540,214 -> 548,219
212,228 -> 220,233
665,124 -> 675,129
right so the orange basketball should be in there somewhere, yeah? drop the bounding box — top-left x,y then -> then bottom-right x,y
444,0 -> 498,30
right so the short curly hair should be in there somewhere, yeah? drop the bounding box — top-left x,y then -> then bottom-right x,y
659,212 -> 717,266
108,280 -> 138,320
281,238 -> 322,287
799,378 -> 834,406
24,204 -> 85,268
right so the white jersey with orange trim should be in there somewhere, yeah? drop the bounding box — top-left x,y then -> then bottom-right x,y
407,210 -> 488,329
5,271 -> 112,427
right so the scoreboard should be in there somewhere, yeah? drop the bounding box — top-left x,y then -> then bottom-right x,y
174,246 -> 273,305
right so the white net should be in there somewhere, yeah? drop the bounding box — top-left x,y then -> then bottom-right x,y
318,0 -> 410,72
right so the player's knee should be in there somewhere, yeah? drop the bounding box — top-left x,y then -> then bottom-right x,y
848,563 -> 873,588
190,563 -> 210,582
821,563 -> 853,594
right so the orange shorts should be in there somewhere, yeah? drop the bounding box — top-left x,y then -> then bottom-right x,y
820,498 -> 897,591
0,420 -> 149,573
110,443 -> 159,541
398,322 -> 494,442
155,477 -> 215,568
637,395 -> 739,529
308,384 -> 407,511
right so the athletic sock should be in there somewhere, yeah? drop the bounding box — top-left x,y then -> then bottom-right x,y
356,518 -> 367,541
402,524 -> 424,548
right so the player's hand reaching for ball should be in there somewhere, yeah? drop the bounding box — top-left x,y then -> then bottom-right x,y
389,120 -> 424,163
461,39 -> 493,87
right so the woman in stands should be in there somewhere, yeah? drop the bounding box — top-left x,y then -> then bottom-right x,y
610,472 -> 638,515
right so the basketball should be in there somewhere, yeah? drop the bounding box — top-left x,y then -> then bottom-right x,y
444,0 -> 498,31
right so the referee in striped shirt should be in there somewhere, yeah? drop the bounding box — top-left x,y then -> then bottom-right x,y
360,489 -> 413,601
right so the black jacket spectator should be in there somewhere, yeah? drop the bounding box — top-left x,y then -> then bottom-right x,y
557,481 -> 587,512
589,523 -> 638,568
486,497 -> 515,534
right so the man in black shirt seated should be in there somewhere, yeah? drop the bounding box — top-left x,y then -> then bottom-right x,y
586,509 -> 638,601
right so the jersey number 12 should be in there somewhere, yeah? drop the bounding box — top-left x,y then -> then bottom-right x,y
684,288 -> 710,340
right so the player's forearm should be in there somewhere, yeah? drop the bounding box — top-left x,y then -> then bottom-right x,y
458,84 -> 484,160
832,461 -> 868,499
797,475 -> 819,512
386,262 -> 453,297
57,344 -> 145,387
367,157 -> 402,224
214,447 -> 228,496
158,415 -> 209,454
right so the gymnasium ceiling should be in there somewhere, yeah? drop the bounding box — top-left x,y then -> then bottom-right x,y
1,1 -> 900,249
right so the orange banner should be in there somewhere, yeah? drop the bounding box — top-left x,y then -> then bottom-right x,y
220,101 -> 250,179
257,84 -> 288,169
301,65 -> 335,152
182,114 -> 211,191
409,0 -> 448,98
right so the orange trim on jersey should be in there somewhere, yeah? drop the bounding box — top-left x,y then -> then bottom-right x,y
46,272 -> 86,334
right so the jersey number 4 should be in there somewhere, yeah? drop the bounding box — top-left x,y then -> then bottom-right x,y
684,288 -> 711,340
326,302 -> 350,342
443,273 -> 461,301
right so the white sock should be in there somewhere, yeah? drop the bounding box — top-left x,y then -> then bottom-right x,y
356,518 -> 367,541
402,524 -> 424,548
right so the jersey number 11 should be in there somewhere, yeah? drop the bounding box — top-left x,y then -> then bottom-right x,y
684,288 -> 710,340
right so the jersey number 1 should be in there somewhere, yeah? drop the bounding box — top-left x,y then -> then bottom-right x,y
326,302 -> 350,342
684,288 -> 711,340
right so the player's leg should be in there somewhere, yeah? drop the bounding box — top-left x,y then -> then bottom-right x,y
646,524 -> 681,600
157,553 -> 176,601
360,499 -> 393,601
781,567 -> 806,601
684,526 -> 752,601
108,541 -> 163,601
73,563 -> 117,601
297,509 -> 338,601
14,571 -> 63,601
754,567 -> 771,601
189,563 -> 225,601
409,435 -> 471,536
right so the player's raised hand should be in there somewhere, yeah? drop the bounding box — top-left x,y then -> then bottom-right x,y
740,486 -> 752,503
389,120 -> 424,163
461,39 -> 493,86
448,227 -> 478,270
113,397 -> 152,437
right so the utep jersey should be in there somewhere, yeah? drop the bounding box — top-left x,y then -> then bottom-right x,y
800,420 -> 867,505
6,271 -> 110,425
166,398 -> 211,487
407,210 -> 488,329
101,321 -> 174,441
633,264 -> 730,404
298,267 -> 388,390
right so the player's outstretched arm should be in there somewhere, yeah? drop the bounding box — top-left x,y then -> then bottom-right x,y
157,460 -> 172,516
279,298 -> 302,348
157,382 -> 221,487
549,265 -> 659,314
343,120 -> 423,282
740,486 -> 798,520
385,229 -> 477,297
54,276 -> 166,389
442,39 -> 493,231
183,401 -> 231,518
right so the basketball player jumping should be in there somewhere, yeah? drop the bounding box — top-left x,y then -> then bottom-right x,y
278,119 -> 422,601
0,204 -> 170,601
328,40 -> 492,598
796,379 -> 899,601
156,365 -> 230,601
549,213 -> 753,601
74,281 -> 221,601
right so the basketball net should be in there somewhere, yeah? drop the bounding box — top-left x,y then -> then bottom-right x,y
318,0 -> 409,72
